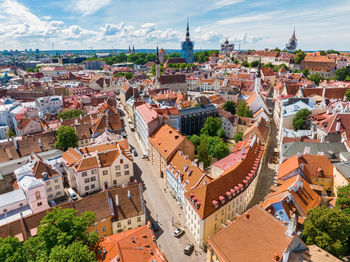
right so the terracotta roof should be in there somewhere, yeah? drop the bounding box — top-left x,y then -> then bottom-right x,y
136,103 -> 159,125
308,245 -> 341,262
16,118 -> 35,130
277,154 -> 334,181
168,150 -> 212,191
92,113 -> 122,134
303,55 -> 335,63
243,117 -> 270,143
98,224 -> 166,262
185,138 -> 263,219
207,205 -> 304,262
149,124 -> 186,161
302,87 -> 349,100
261,68 -> 275,77
262,175 -> 321,218
17,137 -> 42,157
158,74 -> 186,85
246,91 -> 258,107
0,141 -> 20,163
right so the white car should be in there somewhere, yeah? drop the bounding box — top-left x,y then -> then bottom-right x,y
174,227 -> 185,238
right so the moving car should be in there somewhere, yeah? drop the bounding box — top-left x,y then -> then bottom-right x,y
173,227 -> 185,238
67,188 -> 78,201
184,243 -> 194,256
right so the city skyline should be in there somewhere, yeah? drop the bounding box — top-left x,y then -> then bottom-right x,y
0,0 -> 350,51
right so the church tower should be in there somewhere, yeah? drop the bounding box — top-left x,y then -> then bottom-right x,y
155,46 -> 160,79
181,18 -> 194,63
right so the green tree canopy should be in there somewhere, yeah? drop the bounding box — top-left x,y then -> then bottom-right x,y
250,60 -> 260,68
6,128 -> 15,138
0,236 -> 26,262
125,72 -> 133,80
336,184 -> 350,215
55,125 -> 78,151
308,73 -> 324,85
345,89 -> 350,102
223,101 -> 236,115
335,67 -> 350,81
327,49 -> 340,54
294,50 -> 306,64
151,64 -> 164,76
26,68 -> 34,73
292,108 -> 311,130
237,101 -> 253,118
301,69 -> 309,77
319,50 -> 326,56
187,134 -> 200,153
200,117 -> 222,137
242,61 -> 249,67
58,109 -> 85,120
303,206 -> 350,258
233,132 -> 243,143
197,136 -> 211,169
212,141 -> 230,159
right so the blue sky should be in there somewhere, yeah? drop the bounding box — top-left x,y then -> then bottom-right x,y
0,0 -> 350,51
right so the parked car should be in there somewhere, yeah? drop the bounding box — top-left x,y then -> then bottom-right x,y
174,227 -> 185,238
142,153 -> 148,159
133,149 -> 138,157
48,199 -> 56,207
67,188 -> 78,201
152,221 -> 160,232
184,243 -> 194,256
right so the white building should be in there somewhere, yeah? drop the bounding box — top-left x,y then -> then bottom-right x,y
35,96 -> 63,116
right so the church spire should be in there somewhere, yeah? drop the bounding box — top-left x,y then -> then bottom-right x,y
155,46 -> 160,64
186,17 -> 190,41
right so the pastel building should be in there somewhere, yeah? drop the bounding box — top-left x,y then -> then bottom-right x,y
35,96 -> 63,116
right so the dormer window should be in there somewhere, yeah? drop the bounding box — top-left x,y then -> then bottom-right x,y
35,191 -> 41,200
226,191 -> 232,200
212,200 -> 219,209
219,195 -> 225,205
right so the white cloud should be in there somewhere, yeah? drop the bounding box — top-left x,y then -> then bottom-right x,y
213,0 -> 244,8
71,0 -> 111,16
43,16 -> 51,20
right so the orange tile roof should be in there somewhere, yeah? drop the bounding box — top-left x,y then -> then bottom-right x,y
207,205 -> 303,262
148,124 -> 186,161
98,225 -> 166,262
168,150 -> 212,191
243,117 -> 270,143
185,138 -> 263,219
246,91 -> 258,107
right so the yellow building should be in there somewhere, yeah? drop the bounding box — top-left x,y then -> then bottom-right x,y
184,137 -> 264,247
333,162 -> 350,196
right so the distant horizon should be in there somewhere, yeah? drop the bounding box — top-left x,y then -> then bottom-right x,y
0,1 -> 350,50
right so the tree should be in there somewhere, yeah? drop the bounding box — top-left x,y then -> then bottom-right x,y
262,62 -> 274,68
217,128 -> 225,138
125,72 -> 133,80
6,128 -> 15,138
58,109 -> 85,120
48,241 -> 96,262
250,60 -> 260,68
319,50 -> 326,56
242,60 -> 249,67
151,64 -> 163,76
301,69 -> 309,77
294,50 -> 306,64
345,89 -> 350,102
308,73 -> 323,85
292,109 -> 311,130
336,184 -> 350,215
212,141 -> 230,159
275,63 -> 289,72
237,101 -> 253,118
187,134 -> 200,153
0,237 -> 26,262
335,67 -> 349,81
26,68 -> 34,73
303,206 -> 350,258
55,126 -> 78,151
197,136 -> 211,169
223,101 -> 236,115
271,47 -> 281,52
233,132 -> 243,143
200,117 -> 222,137
327,49 -> 340,55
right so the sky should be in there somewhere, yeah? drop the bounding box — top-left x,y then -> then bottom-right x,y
0,0 -> 350,51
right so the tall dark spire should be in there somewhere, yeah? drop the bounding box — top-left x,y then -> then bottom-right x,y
185,17 -> 190,41
155,46 -> 160,64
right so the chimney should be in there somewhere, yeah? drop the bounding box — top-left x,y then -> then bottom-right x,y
115,194 -> 119,206
128,190 -> 131,199
336,119 -> 341,133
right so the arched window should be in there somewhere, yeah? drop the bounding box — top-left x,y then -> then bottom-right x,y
35,191 -> 41,200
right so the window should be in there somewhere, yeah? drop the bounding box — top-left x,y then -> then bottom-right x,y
85,186 -> 89,191
124,171 -> 129,176
124,164 -> 129,169
137,216 -> 141,222
117,222 -> 121,228
54,178 -> 58,183
116,172 -> 121,177
91,169 -> 97,174
120,159 -> 123,164
113,180 -> 117,185
48,194 -> 53,199
55,185 -> 60,190
37,202 -> 42,207
102,226 -> 106,233
127,219 -> 131,225
103,170 -> 108,176
91,184 -> 95,189
115,165 -> 120,171
19,203 -> 23,207
82,171 -> 87,177
84,178 -> 90,183
3,209 -> 7,212
47,187 -> 52,192
91,176 -> 96,182
35,191 -> 41,200
56,192 -> 61,196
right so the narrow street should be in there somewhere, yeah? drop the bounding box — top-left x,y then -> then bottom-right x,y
120,107 -> 206,262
